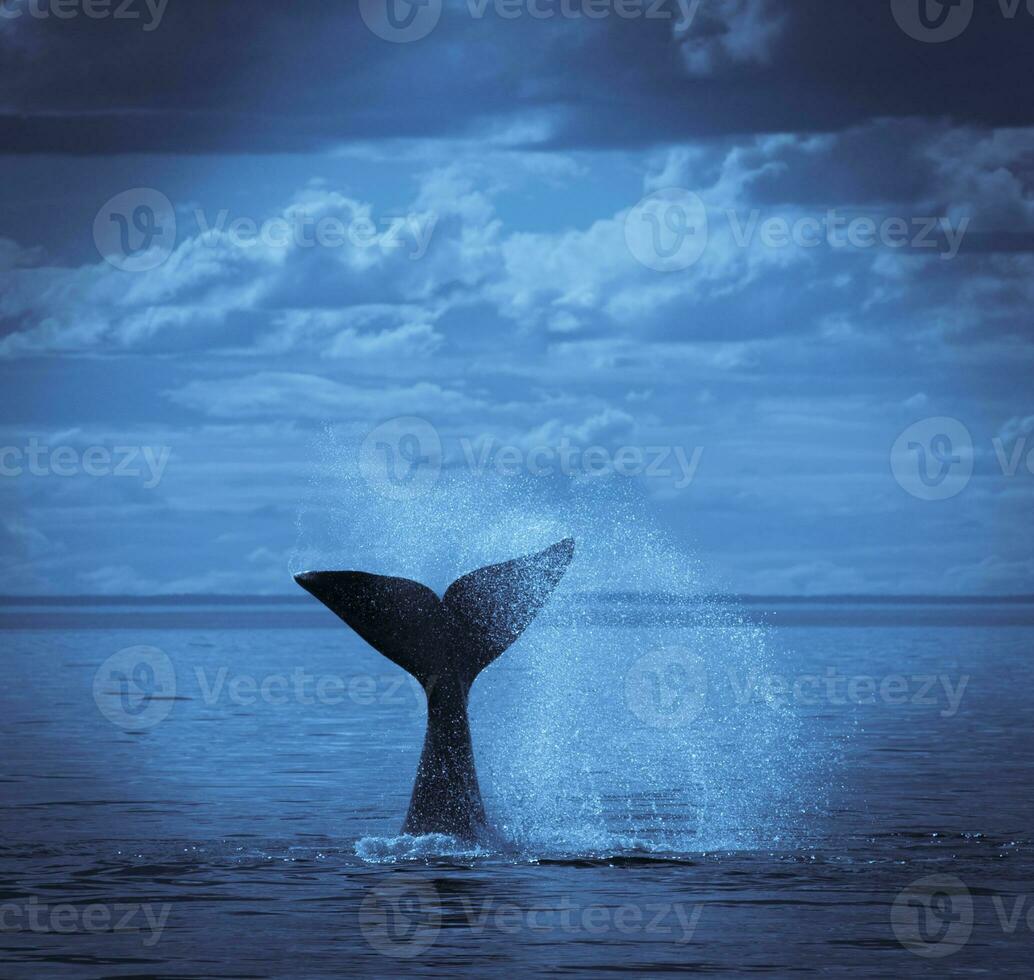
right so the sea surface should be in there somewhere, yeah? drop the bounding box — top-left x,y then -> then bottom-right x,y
1,596 -> 1032,977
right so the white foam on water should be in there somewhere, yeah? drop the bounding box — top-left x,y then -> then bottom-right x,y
355,833 -> 492,863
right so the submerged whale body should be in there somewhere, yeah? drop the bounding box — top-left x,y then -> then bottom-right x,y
293,538 -> 575,841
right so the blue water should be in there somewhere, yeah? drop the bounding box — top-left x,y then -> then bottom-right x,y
2,597 -> 1033,976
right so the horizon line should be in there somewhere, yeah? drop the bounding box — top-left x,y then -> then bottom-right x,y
1,592 -> 1033,606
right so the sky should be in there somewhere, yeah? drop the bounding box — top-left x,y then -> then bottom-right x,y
1,0 -> 1033,596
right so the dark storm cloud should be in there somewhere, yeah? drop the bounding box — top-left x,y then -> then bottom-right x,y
2,0 -> 1033,154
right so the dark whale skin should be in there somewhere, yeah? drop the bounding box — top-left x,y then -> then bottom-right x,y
294,538 -> 575,840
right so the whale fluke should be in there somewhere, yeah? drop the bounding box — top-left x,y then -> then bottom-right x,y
293,538 -> 575,839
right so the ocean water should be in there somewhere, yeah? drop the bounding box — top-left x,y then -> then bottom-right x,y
1,596 -> 1032,977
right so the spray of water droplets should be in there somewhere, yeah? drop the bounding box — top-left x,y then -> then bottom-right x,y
294,424 -> 822,859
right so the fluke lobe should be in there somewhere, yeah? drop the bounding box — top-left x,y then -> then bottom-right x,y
293,538 -> 575,841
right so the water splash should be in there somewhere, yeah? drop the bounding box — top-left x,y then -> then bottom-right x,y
298,426 -> 820,859
475,593 -> 808,856
354,834 -> 492,864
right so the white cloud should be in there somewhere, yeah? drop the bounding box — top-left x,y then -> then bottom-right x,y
166,372 -> 485,421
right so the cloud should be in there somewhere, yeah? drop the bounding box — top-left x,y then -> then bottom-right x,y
5,120 -> 1034,363
263,311 -> 444,360
0,186 -> 452,357
997,415 -> 1034,443
166,373 -> 485,421
944,556 -> 1034,594
4,92 -> 1034,594
4,1 -> 1034,155
678,0 -> 787,76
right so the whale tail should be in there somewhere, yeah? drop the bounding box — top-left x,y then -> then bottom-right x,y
293,537 -> 575,687
293,538 -> 575,839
